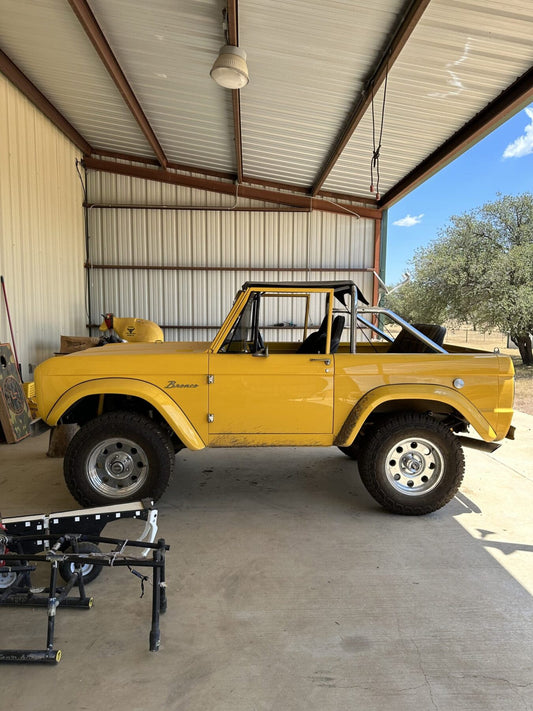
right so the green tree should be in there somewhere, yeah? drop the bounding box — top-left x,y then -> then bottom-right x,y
384,193 -> 533,365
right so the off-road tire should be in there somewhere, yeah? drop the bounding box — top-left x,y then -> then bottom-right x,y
338,443 -> 360,459
59,541 -> 103,585
64,411 -> 175,507
358,413 -> 464,515
337,430 -> 368,460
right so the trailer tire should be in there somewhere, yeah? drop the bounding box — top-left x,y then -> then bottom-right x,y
59,542 -> 103,585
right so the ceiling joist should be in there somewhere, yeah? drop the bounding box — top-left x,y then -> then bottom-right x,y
83,156 -> 382,219
67,0 -> 169,169
311,0 -> 432,195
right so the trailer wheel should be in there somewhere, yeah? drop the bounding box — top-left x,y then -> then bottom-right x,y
0,569 -> 18,589
59,542 -> 103,585
358,413 -> 464,515
64,411 -> 175,507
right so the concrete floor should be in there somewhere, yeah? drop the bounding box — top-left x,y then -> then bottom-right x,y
1,413 -> 532,711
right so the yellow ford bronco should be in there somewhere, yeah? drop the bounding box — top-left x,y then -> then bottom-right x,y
35,281 -> 515,515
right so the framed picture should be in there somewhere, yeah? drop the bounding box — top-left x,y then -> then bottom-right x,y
0,344 -> 32,443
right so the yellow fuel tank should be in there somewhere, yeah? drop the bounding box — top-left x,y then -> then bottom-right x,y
99,314 -> 164,343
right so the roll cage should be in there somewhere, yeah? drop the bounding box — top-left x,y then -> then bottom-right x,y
213,280 -> 447,356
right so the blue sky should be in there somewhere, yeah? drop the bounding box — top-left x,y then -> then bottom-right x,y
385,104 -> 533,285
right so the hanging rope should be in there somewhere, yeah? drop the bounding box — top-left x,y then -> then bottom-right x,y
370,64 -> 389,201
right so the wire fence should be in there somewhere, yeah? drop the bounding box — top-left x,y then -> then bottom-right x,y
444,326 -> 513,351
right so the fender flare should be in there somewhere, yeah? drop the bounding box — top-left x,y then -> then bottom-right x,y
335,383 -> 497,446
46,377 -> 205,451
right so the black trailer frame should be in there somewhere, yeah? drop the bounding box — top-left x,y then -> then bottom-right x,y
0,501 -> 168,663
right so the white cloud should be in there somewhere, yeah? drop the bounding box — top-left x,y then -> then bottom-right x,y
393,213 -> 424,227
503,107 -> 533,159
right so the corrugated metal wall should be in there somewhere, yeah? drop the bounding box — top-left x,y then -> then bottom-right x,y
87,170 -> 377,343
0,75 -> 85,379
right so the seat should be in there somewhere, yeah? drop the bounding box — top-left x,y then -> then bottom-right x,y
299,314 -> 345,354
388,323 -> 446,353
329,315 -> 346,354
297,314 -> 328,354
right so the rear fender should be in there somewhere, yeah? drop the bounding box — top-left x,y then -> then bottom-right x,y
335,384 -> 497,446
46,378 -> 205,450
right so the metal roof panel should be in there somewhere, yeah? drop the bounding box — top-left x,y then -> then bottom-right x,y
0,0 -> 154,156
323,0 -> 533,196
89,0 -> 236,171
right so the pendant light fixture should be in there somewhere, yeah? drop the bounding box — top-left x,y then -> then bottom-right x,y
210,5 -> 249,89
210,44 -> 249,89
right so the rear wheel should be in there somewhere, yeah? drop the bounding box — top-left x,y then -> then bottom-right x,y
358,413 -> 464,515
64,411 -> 175,506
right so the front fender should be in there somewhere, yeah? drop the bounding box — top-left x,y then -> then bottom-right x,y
45,377 -> 205,451
335,383 -> 497,446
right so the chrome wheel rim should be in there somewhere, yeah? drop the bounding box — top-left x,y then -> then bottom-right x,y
0,569 -> 17,588
384,436 -> 444,496
87,437 -> 149,498
67,561 -> 95,577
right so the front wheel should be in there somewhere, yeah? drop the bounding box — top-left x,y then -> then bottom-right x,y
358,413 -> 465,515
64,411 -> 175,507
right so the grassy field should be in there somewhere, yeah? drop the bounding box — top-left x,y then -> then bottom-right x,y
444,327 -> 533,416
512,358 -> 533,415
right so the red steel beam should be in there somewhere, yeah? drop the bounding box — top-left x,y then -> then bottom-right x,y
86,263 -> 375,273
83,156 -> 382,219
226,0 -> 244,183
243,174 -> 378,206
231,90 -> 244,183
0,48 -> 92,154
68,0 -> 169,168
311,0 -> 431,195
90,153 -> 377,205
92,150 -> 377,205
372,218 -> 382,306
379,65 -> 533,208
93,149 -> 236,181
